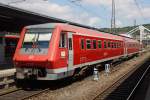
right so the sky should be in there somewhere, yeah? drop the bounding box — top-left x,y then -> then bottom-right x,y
0,0 -> 150,28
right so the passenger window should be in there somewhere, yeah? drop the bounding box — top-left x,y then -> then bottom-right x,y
93,40 -> 96,49
117,42 -> 119,48
108,41 -> 110,48
59,32 -> 67,48
114,42 -> 116,48
119,43 -> 121,48
121,42 -> 123,47
81,39 -> 84,49
86,40 -> 91,49
104,41 -> 107,48
111,42 -> 114,48
98,40 -> 101,48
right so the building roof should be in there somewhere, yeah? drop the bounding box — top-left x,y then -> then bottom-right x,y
0,3 -> 100,33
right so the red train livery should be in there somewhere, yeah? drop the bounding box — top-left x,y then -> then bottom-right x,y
13,23 -> 140,80
0,35 -> 19,64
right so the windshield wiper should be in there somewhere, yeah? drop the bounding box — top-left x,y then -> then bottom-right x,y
31,34 -> 41,52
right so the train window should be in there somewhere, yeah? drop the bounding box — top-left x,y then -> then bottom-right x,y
117,43 -> 118,48
117,42 -> 119,48
114,42 -> 116,48
98,40 -> 101,48
119,42 -> 121,48
116,42 -> 118,48
23,29 -> 52,48
104,41 -> 107,48
81,39 -> 84,49
93,40 -> 96,49
108,41 -> 110,48
69,38 -> 72,50
59,32 -> 67,48
0,37 -> 2,44
120,42 -> 121,47
121,42 -> 123,47
111,42 -> 114,48
130,44 -> 132,47
86,40 -> 91,49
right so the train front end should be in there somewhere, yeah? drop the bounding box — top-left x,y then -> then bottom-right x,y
13,24 -> 59,80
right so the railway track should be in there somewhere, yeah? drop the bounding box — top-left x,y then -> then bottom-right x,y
127,65 -> 150,100
0,88 -> 49,100
0,56 -> 149,100
0,78 -> 76,100
93,58 -> 150,100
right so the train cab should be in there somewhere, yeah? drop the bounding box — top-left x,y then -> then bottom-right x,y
14,23 -> 74,80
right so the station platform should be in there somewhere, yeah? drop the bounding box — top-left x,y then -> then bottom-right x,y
0,68 -> 16,77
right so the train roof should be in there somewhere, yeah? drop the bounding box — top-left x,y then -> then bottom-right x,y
25,23 -> 137,41
25,23 -> 56,29
0,35 -> 20,39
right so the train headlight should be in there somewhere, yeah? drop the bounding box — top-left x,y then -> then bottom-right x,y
14,62 -> 19,67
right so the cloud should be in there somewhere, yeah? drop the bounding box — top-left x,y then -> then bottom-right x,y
142,8 -> 150,19
82,0 -> 150,26
0,0 -> 102,27
116,20 -> 123,27
83,0 -> 150,20
0,0 -> 149,27
88,17 -> 101,27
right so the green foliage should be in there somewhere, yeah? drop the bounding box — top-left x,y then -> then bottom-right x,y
100,24 -> 150,34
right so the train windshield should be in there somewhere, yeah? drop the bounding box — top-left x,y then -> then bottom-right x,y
22,28 -> 53,48
20,28 -> 53,55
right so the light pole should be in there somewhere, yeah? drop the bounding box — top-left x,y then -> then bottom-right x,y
111,0 -> 116,33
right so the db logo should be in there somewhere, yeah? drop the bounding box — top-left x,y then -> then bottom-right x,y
104,52 -> 108,56
28,55 -> 34,59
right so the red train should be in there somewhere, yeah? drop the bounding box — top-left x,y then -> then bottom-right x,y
13,23 -> 140,80
0,35 -> 19,65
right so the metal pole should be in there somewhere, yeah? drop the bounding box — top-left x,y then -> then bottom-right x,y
93,67 -> 99,81
111,0 -> 116,33
139,26 -> 144,45
105,64 -> 110,76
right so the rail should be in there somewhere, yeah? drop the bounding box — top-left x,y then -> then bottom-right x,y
0,88 -> 49,100
127,65 -> 150,100
93,57 -> 150,100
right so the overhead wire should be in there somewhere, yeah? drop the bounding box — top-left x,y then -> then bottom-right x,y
68,0 -> 106,19
134,0 -> 146,21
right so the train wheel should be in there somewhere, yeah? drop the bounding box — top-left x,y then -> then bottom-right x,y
15,79 -> 25,88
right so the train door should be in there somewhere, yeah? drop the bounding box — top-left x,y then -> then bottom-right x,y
124,42 -> 127,56
0,37 -> 4,63
123,38 -> 127,57
68,32 -> 74,71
